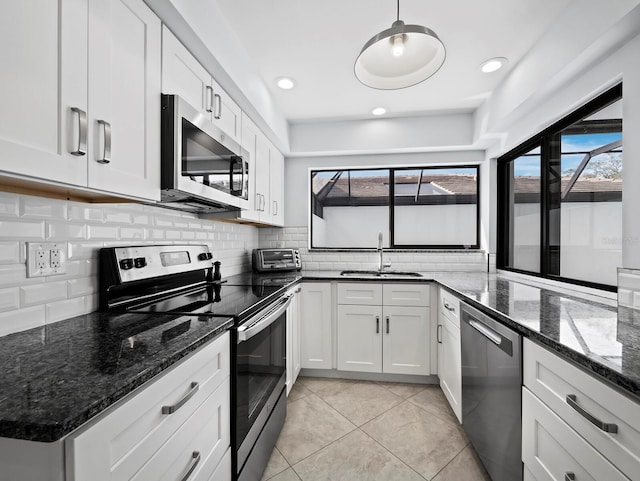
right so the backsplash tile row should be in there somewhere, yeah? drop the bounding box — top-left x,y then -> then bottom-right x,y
258,226 -> 488,272
0,192 -> 259,336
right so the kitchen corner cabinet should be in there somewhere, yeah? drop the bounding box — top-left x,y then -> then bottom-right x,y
0,0 -> 161,202
522,339 -> 640,481
286,285 -> 302,395
336,283 -> 430,376
300,283 -> 333,369
437,288 -> 462,423
161,26 -> 241,145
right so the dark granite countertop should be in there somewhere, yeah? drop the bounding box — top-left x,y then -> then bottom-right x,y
0,311 -> 233,442
302,270 -> 640,401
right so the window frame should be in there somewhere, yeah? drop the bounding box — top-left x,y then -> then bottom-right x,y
309,164 -> 481,250
497,84 -> 622,291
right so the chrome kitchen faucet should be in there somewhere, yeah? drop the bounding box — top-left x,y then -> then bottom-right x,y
377,232 -> 392,272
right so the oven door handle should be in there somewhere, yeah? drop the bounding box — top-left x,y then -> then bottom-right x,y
237,294 -> 293,342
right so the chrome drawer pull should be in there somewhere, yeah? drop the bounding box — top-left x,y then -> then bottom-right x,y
386,316 -> 390,334
566,394 -> 618,433
162,382 -> 199,414
180,451 -> 201,481
70,107 -> 87,156
437,324 -> 442,343
444,302 -> 455,313
565,473 -> 575,481
376,316 -> 380,334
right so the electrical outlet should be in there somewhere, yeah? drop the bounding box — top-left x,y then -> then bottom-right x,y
27,242 -> 68,277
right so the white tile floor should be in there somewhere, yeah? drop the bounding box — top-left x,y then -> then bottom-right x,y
261,377 -> 491,481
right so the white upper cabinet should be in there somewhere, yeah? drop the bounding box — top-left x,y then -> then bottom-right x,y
87,0 -> 161,201
0,0 -> 161,201
161,26 -> 241,145
268,146 -> 284,227
0,0 -> 88,187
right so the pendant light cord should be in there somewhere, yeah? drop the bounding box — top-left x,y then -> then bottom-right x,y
397,0 -> 400,21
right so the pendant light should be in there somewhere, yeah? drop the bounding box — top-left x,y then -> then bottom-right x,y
354,0 -> 446,90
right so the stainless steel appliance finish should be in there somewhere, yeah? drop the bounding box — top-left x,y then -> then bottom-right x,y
99,244 -> 293,481
160,94 -> 249,213
460,302 -> 523,481
252,248 -> 302,272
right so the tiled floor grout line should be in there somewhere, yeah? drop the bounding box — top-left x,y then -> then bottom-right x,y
429,441 -> 472,480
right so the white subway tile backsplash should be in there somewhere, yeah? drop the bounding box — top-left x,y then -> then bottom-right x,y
46,296 -> 87,323
87,225 -> 120,240
67,205 -> 104,222
0,192 -> 20,217
166,230 -> 181,240
20,281 -> 68,307
68,241 -> 103,259
0,264 -> 43,288
103,210 -> 132,224
0,242 -> 20,264
20,197 -> 67,219
0,220 -> 45,239
0,306 -> 45,337
47,221 -> 87,240
68,277 -> 97,298
0,288 -> 19,312
131,214 -> 150,225
119,227 -> 145,240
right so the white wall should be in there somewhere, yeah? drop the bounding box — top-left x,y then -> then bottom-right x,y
0,192 -> 258,337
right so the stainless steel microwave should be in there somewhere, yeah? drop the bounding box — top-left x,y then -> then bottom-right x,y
160,94 -> 249,213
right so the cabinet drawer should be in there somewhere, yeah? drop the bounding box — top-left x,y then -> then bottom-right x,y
66,332 -> 230,481
524,339 -> 640,480
131,377 -> 230,481
438,288 -> 460,326
383,283 -> 430,307
337,283 -> 382,305
523,388 -> 629,481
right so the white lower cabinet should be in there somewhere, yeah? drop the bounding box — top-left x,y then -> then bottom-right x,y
300,283 -> 333,369
336,283 -> 430,376
286,285 -> 302,395
437,288 -> 462,423
522,388 -> 628,481
522,338 -> 640,481
66,332 -> 231,481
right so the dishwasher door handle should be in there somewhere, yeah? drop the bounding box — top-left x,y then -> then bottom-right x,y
469,320 -> 502,345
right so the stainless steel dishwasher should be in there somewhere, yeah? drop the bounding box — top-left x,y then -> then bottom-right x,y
460,302 -> 522,481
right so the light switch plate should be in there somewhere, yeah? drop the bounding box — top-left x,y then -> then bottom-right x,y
27,242 -> 67,277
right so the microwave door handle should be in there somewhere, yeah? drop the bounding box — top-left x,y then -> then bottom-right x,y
241,158 -> 248,199
237,295 -> 292,342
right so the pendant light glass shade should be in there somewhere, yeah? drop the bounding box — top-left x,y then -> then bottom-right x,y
355,15 -> 445,90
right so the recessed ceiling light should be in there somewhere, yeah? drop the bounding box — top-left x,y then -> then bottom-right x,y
276,77 -> 295,90
480,57 -> 507,73
371,107 -> 387,116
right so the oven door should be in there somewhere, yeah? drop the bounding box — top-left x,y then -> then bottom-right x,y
235,295 -> 290,475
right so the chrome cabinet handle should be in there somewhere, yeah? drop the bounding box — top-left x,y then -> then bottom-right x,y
444,302 -> 455,313
437,324 -> 442,343
70,107 -> 87,156
566,394 -> 618,433
261,194 -> 266,211
96,120 -> 111,164
376,316 -> 380,334
469,320 -> 502,345
386,316 -> 390,334
214,93 -> 222,119
205,85 -> 214,113
180,451 -> 201,481
273,200 -> 278,215
564,473 -> 575,481
162,382 -> 199,414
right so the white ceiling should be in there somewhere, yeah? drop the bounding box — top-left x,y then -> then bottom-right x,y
215,0 -> 574,122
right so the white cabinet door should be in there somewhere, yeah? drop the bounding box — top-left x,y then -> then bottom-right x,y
286,286 -> 302,395
337,283 -> 383,305
254,130 -> 273,224
522,388 -> 629,481
0,0 -> 88,187
337,304 -> 382,373
269,145 -> 285,227
438,313 -> 461,422
383,306 -> 430,375
210,77 -> 241,145
87,0 -> 160,201
237,113 -> 262,223
161,26 -> 211,116
300,283 -> 332,369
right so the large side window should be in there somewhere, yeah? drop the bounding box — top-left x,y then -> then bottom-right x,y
498,85 -> 622,290
310,165 -> 479,249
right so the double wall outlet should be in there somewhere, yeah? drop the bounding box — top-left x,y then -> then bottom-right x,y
27,242 -> 68,278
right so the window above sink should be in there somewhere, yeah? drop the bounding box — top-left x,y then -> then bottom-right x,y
310,165 -> 480,250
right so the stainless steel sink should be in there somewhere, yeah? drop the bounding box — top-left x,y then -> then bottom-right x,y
339,270 -> 422,278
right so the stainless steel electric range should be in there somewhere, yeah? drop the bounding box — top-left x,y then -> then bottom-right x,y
99,244 -> 300,481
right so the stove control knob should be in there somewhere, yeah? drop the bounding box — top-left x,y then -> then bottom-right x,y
134,257 -> 147,268
198,252 -> 213,261
119,258 -> 134,270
